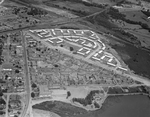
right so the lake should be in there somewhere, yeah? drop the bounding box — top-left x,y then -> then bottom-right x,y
32,95 -> 150,117
76,95 -> 150,117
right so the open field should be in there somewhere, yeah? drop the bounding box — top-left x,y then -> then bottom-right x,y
48,0 -> 103,14
111,43 -> 150,78
83,0 -> 120,5
33,109 -> 61,117
32,101 -> 87,117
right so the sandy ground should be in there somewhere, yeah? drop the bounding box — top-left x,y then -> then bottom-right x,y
66,86 -> 90,99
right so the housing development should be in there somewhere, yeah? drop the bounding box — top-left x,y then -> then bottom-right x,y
0,27 -> 148,117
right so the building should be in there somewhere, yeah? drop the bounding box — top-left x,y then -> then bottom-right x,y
9,100 -> 21,110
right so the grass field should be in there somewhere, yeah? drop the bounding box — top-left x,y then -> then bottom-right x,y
52,1 -> 102,14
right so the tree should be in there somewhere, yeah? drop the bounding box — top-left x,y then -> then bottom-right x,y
69,47 -> 74,51
19,25 -> 22,28
141,23 -> 149,29
66,91 -> 71,99
17,111 -> 21,115
0,91 -> 3,97
31,92 -> 35,98
94,102 -> 100,108
32,83 -> 37,88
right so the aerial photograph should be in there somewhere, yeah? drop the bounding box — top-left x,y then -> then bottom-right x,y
0,0 -> 150,117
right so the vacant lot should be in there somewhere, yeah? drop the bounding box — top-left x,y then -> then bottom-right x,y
112,43 -> 150,78
121,11 -> 149,26
83,0 -> 121,5
33,101 -> 87,117
53,1 -> 102,13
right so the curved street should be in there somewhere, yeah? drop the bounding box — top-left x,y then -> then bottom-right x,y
0,0 -> 4,4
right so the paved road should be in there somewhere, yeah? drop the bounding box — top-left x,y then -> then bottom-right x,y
21,31 -> 31,117
5,94 -> 10,117
0,0 -> 4,4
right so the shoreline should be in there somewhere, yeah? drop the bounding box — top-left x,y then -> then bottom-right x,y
32,94 -> 150,117
32,93 -> 150,112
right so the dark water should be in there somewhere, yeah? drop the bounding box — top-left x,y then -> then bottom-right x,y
33,95 -> 150,117
111,44 -> 150,78
77,95 -> 150,117
99,95 -> 150,117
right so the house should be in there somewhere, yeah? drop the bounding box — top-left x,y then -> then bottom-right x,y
9,100 -> 21,110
